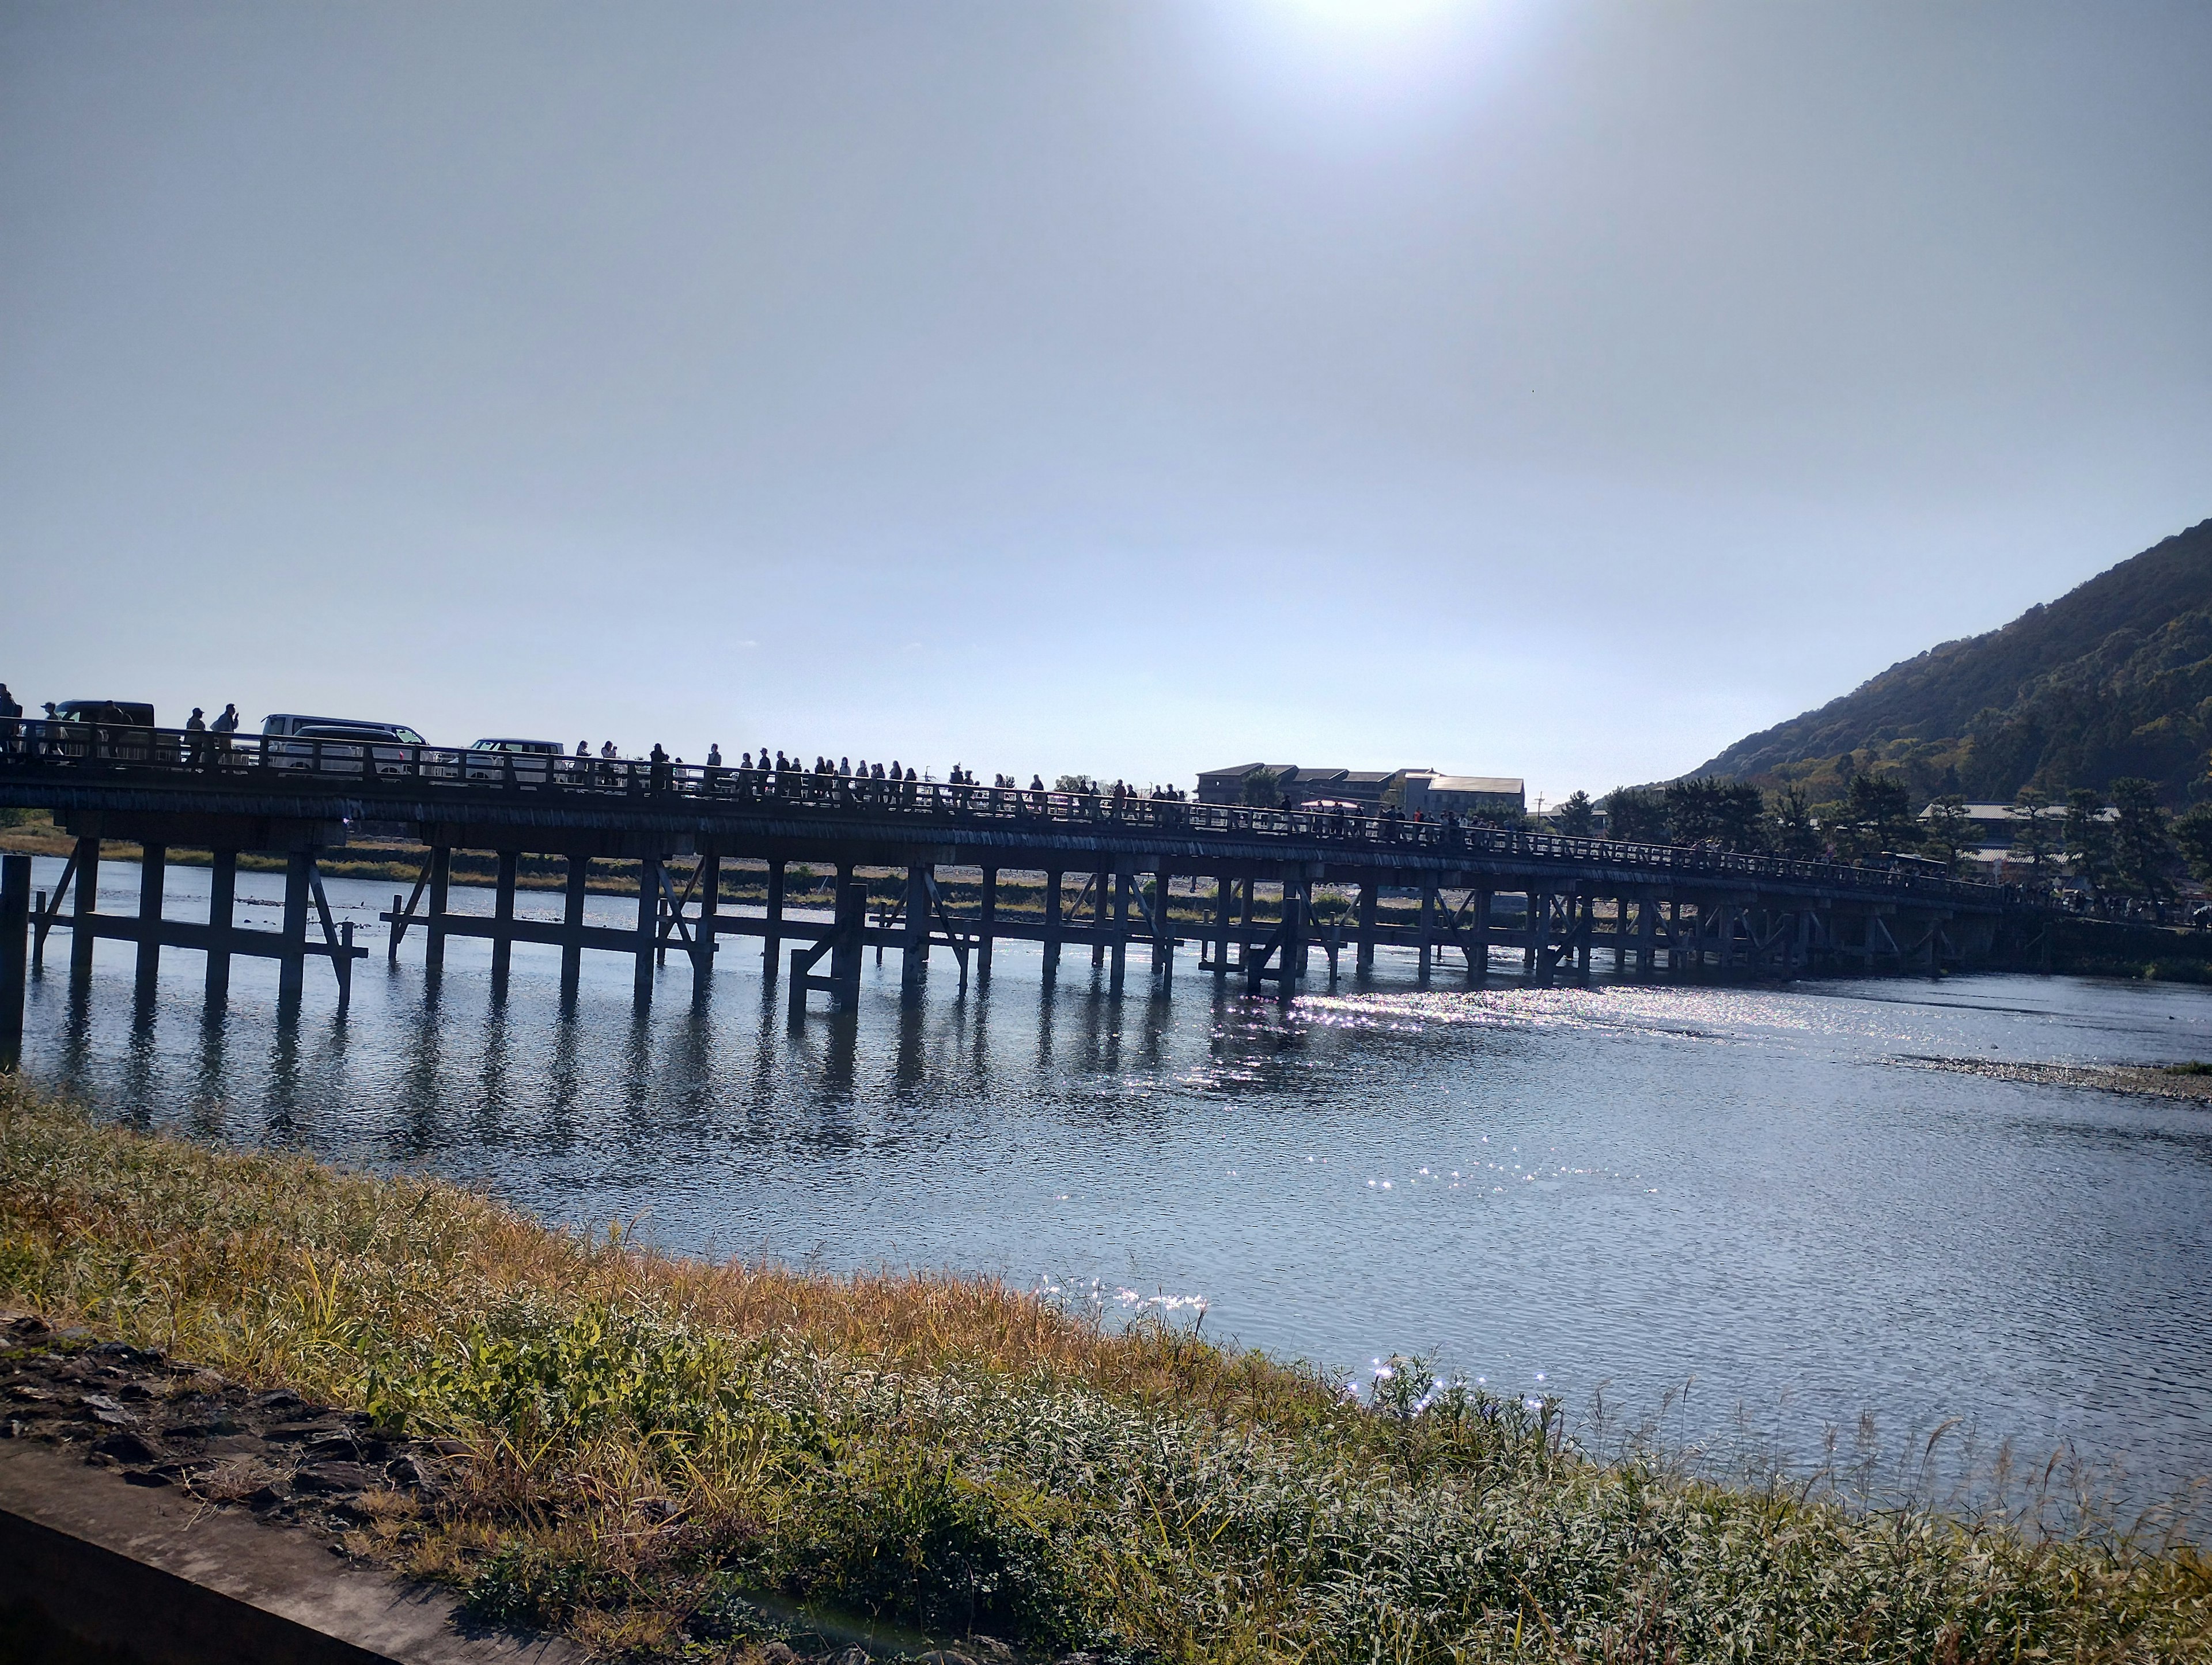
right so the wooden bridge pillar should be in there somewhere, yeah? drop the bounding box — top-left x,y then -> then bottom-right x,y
490,851 -> 518,995
1471,889 -> 1492,981
68,838 -> 99,989
1524,890 -> 1547,978
902,864 -> 931,995
787,863 -> 866,1023
1416,885 -> 1437,981
1356,878 -> 1379,972
277,850 -> 311,1003
692,852 -> 721,988
1,854 -> 28,1073
1211,875 -> 1233,973
1150,867 -> 1173,985
1575,893 -> 1593,978
828,865 -> 864,1006
762,860 -> 785,982
633,855 -> 660,1001
134,844 -> 166,1003
1108,866 -> 1131,997
424,847 -> 451,981
1637,893 -> 1657,978
560,856 -> 589,998
1043,869 -> 1063,980
978,867 -> 997,983
1240,879 -> 1256,965
1091,864 -> 1108,966
205,851 -> 237,1004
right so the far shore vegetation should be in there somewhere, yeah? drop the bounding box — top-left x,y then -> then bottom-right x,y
2,1083 -> 2208,1662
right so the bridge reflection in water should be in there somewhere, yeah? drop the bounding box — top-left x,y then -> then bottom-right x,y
0,726 -> 2009,1058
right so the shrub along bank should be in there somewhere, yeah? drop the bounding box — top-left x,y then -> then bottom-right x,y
0,1083 -> 2206,1663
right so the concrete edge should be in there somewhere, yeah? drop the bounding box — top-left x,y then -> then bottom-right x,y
0,1439 -> 581,1664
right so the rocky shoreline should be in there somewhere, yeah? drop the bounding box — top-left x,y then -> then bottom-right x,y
0,1310 -> 448,1540
0,1310 -> 1066,1664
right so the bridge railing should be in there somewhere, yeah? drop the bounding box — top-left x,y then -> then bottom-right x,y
0,722 -> 1998,902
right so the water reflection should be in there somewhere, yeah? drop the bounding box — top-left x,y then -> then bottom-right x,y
12,852 -> 2212,1514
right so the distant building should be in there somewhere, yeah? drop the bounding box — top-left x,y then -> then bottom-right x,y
1400,772 -> 1527,819
1196,764 -> 1525,818
1195,764 -> 1402,810
1916,799 -> 2111,866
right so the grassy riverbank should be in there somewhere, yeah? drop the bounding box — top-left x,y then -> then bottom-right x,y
1,1085 -> 2208,1662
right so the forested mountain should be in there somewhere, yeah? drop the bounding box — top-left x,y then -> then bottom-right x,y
1692,518 -> 2212,806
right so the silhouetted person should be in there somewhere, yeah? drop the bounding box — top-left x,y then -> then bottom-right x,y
649,742 -> 671,792
203,703 -> 239,766
0,683 -> 18,757
185,706 -> 207,767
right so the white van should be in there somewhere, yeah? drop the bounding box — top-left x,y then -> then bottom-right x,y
262,713 -> 431,777
465,737 -> 563,785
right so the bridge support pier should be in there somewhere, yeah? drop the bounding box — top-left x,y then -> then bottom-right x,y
1470,889 -> 1492,981
1357,877 -> 1378,973
1417,885 -> 1436,981
1245,873 -> 1309,998
902,864 -> 931,996
1525,890 -> 1550,983
789,864 -> 866,1023
490,851 -> 517,996
692,852 -> 721,991
762,860 -> 785,983
134,844 -> 166,1004
278,851 -> 310,1004
424,847 -> 450,983
1108,867 -> 1130,997
1149,868 -> 1173,985
1210,876 -> 1232,973
205,851 -> 236,1006
560,856 -> 588,998
633,856 -> 660,1002
1,854 -> 28,1073
978,868 -> 997,983
1091,866 -> 1108,968
1042,870 -> 1062,981
69,839 -> 99,989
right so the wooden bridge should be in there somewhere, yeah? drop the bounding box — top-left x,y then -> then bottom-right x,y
0,727 -> 2010,1061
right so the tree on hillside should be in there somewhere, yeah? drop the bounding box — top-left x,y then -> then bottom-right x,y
2109,777 -> 2177,902
1237,768 -> 1279,807
1603,787 -> 1668,844
2173,802 -> 2212,885
1665,777 -> 1767,851
1766,785 -> 1821,856
1921,795 -> 1974,873
2008,787 -> 2061,881
2063,788 -> 2115,897
1554,790 -> 1595,836
1825,773 -> 1915,860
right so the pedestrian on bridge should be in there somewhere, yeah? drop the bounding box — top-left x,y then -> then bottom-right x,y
184,707 -> 207,768
0,683 -> 18,757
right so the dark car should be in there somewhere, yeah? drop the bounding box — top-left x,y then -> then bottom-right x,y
50,700 -> 172,763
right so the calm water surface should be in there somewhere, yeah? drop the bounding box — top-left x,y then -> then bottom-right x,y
16,855 -> 2212,1510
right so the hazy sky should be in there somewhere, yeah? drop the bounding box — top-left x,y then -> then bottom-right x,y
3,1 -> 2206,802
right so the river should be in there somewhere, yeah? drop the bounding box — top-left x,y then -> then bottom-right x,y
12,853 -> 2212,1519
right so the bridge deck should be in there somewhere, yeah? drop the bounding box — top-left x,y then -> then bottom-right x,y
0,726 -> 2016,1050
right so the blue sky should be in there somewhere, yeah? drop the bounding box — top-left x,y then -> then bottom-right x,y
3,0 -> 2207,804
